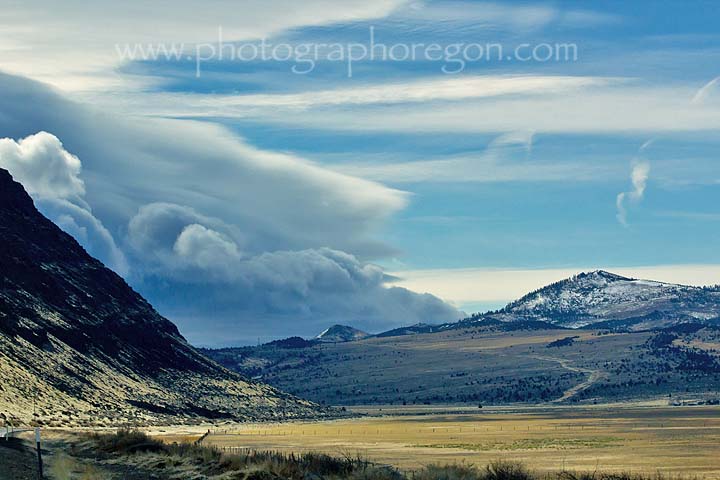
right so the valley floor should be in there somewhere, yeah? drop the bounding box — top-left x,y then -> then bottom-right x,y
3,404 -> 719,479
187,404 -> 720,478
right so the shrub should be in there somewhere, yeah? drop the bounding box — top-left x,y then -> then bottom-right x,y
49,453 -> 77,480
413,463 -> 481,480
411,461 -> 533,480
91,428 -> 164,454
484,461 -> 532,480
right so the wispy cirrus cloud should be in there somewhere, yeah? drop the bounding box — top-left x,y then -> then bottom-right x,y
692,76 -> 720,104
234,84 -> 720,134
615,76 -> 720,226
113,77 -> 716,135
616,140 -> 652,226
86,75 -> 615,116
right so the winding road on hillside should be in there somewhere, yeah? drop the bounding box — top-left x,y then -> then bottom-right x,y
531,355 -> 607,403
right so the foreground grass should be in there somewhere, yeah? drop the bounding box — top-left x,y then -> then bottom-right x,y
198,407 -> 720,475
69,429 -> 697,480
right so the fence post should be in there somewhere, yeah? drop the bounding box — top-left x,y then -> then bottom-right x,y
35,427 -> 43,479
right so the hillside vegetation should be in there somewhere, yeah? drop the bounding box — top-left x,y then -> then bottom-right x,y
204,323 -> 720,406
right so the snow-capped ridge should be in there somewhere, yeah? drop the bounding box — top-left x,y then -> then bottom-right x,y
498,270 -> 720,330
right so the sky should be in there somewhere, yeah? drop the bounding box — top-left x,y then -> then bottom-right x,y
0,1 -> 719,345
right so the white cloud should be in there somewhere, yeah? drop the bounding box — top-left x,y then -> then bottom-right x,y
127,202 -> 245,281
0,131 -> 128,274
615,192 -> 628,225
174,224 -> 242,272
616,160 -> 650,226
122,200 -> 459,341
228,83 -> 720,134
97,76 -> 720,139
0,132 -> 85,202
94,76 -> 614,116
612,78 -> 719,225
692,76 -> 720,104
631,162 -> 651,198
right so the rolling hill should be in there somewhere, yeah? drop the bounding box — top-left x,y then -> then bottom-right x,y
203,271 -> 720,406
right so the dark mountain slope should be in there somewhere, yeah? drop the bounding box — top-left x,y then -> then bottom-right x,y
0,168 -> 322,426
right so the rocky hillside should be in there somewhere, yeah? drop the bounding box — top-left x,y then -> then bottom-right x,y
0,168 -> 323,426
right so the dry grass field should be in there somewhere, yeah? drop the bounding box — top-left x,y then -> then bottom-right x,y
186,405 -> 720,478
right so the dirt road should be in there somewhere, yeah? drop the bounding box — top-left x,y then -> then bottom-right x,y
531,355 -> 607,402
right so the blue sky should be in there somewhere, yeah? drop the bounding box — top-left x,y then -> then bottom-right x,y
0,1 -> 719,345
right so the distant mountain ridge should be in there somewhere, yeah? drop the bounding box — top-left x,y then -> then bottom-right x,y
312,270 -> 720,340
253,271 -> 720,349
0,168 -> 323,426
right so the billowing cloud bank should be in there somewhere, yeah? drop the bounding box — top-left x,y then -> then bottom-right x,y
0,72 -> 459,344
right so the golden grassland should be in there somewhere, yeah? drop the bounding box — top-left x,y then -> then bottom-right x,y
153,405 -> 720,478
